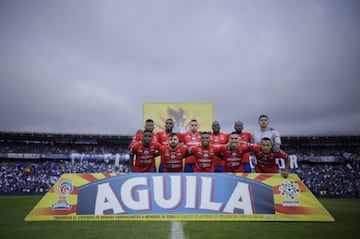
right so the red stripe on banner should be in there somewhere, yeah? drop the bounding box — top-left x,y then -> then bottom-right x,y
103,172 -> 112,178
32,205 -> 78,215
71,186 -> 78,195
275,204 -> 323,215
79,173 -> 100,182
253,174 -> 274,182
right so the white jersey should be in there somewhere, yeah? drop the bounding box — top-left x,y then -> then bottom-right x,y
252,128 -> 281,145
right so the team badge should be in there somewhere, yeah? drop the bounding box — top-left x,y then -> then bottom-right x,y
52,177 -> 74,210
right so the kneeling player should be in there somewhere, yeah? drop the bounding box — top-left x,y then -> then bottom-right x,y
248,137 -> 290,178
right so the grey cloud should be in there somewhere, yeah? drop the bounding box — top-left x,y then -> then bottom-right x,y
1,0 -> 359,135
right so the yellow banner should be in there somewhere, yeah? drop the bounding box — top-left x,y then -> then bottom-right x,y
143,102 -> 214,132
25,173 -> 334,222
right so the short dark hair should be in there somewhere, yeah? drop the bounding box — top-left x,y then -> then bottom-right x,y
261,137 -> 271,142
165,118 -> 174,124
143,129 -> 153,135
168,132 -> 178,138
258,115 -> 268,120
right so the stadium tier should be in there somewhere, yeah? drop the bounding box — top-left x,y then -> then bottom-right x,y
0,131 -> 359,198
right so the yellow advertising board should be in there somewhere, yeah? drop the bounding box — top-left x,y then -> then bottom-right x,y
25,173 -> 334,222
143,102 -> 214,133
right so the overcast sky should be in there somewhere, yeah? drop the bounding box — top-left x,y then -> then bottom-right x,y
0,0 -> 359,136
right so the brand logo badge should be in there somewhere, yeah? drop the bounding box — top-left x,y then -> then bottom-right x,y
52,178 -> 74,210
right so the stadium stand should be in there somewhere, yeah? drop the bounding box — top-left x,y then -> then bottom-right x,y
0,132 -> 359,198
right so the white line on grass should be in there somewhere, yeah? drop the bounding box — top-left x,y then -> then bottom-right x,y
170,221 -> 185,239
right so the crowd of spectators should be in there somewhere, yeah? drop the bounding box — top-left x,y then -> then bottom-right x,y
0,159 -> 130,194
294,160 -> 360,198
1,140 -> 359,198
0,141 -> 123,154
1,157 -> 359,198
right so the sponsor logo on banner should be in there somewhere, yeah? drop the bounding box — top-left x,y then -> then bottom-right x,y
279,180 -> 300,206
77,173 -> 274,215
52,178 -> 74,210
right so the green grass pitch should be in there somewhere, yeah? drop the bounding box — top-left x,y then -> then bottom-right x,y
0,196 -> 358,239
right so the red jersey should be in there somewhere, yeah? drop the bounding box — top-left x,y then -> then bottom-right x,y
182,132 -> 201,164
159,144 -> 188,172
156,131 -> 183,145
190,145 -> 220,173
130,141 -> 160,172
238,132 -> 251,142
156,131 -> 183,165
249,144 -> 288,173
237,132 -> 252,163
210,132 -> 229,167
219,144 -> 251,172
128,132 -> 159,150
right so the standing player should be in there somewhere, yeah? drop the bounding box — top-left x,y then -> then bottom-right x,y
252,115 -> 281,151
248,137 -> 290,178
159,133 -> 189,172
128,119 -> 159,150
129,130 -> 161,172
210,121 -> 229,172
234,120 -> 252,172
182,119 -> 201,172
190,131 -> 220,173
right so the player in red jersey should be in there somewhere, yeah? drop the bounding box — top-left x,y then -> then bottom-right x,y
156,118 -> 184,172
210,121 -> 229,172
218,132 -> 251,173
128,119 -> 159,151
190,131 -> 221,173
182,119 -> 201,172
248,137 -> 290,178
234,120 -> 252,172
159,133 -> 189,172
156,118 -> 184,144
251,115 -> 283,170
129,130 -> 161,172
